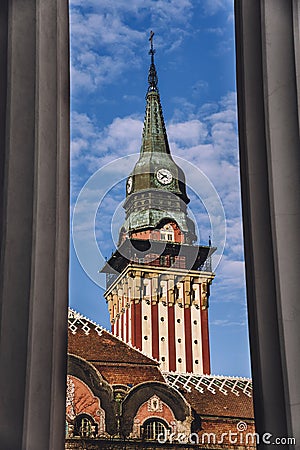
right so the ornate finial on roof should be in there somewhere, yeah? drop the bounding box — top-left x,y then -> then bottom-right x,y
149,30 -> 155,53
148,30 -> 158,92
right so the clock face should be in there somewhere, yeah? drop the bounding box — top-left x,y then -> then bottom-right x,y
127,176 -> 133,194
156,168 -> 173,185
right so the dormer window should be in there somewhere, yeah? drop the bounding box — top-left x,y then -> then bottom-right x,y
160,224 -> 174,242
143,418 -> 170,441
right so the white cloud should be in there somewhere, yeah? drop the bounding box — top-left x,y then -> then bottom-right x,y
168,120 -> 208,146
206,27 -> 225,36
72,112 -> 99,139
211,318 -> 246,327
69,0 -> 195,94
70,10 -> 145,93
202,0 -> 233,16
70,0 -> 193,24
70,10 -> 145,49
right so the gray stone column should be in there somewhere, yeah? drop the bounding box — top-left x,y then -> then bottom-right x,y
0,1 -> 69,449
235,0 -> 300,447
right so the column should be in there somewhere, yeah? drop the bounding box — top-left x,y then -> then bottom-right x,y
235,0 -> 300,443
0,1 -> 69,449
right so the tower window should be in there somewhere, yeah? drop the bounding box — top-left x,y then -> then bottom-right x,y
177,318 -> 181,323
178,338 -> 182,343
160,256 -> 167,266
178,358 -> 182,363
160,317 -> 164,322
144,336 -> 148,340
194,340 -> 198,344
144,316 -> 148,320
161,357 -> 165,362
160,223 -> 175,242
161,336 -> 165,341
193,320 -> 197,325
195,360 -> 199,364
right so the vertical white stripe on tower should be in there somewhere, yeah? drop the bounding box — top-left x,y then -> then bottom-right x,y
141,279 -> 152,356
174,281 -> 186,373
118,313 -> 121,337
118,290 -> 122,337
191,284 -> 203,373
123,292 -> 127,342
158,280 -> 169,371
112,299 -> 117,336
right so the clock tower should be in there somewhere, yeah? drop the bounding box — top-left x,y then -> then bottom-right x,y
101,33 -> 215,374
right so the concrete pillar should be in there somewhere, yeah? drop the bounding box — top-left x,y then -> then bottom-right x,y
0,1 -> 69,449
235,0 -> 300,447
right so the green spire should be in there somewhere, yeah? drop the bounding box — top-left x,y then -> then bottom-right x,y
141,31 -> 170,155
119,32 -> 196,244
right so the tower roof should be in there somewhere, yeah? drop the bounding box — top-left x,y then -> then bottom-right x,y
120,32 -> 198,242
141,31 -> 170,156
124,32 -> 189,202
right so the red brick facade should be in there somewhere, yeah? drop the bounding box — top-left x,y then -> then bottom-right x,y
130,222 -> 184,244
66,310 -> 256,449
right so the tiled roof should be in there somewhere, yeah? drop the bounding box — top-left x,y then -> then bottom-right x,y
68,308 -> 159,365
68,309 -> 254,419
164,373 -> 254,419
165,372 -> 252,397
92,364 -> 165,386
68,308 -> 164,385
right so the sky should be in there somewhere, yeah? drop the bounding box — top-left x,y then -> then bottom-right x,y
69,0 -> 252,378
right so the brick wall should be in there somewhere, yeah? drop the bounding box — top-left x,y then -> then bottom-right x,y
199,417 -> 256,449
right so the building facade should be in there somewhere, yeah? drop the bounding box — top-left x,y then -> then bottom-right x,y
66,309 -> 255,449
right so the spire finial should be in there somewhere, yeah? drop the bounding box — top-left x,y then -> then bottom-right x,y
148,30 -> 158,92
149,30 -> 155,58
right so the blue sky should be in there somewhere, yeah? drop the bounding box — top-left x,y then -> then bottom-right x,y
69,0 -> 251,378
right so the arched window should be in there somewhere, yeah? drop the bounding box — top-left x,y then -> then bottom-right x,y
74,414 -> 97,438
143,418 -> 169,441
160,223 -> 174,242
